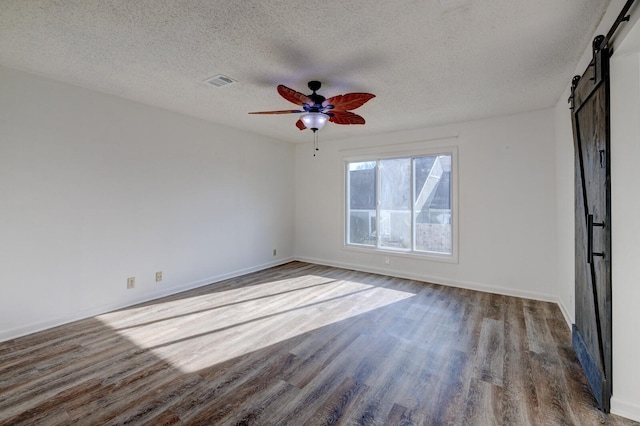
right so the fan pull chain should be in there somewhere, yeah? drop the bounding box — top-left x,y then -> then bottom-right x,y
313,129 -> 319,157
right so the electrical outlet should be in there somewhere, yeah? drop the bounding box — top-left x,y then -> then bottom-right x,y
273,249 -> 277,256
384,257 -> 390,265
127,277 -> 135,289
155,271 -> 162,282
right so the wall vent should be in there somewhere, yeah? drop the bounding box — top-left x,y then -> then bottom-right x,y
204,74 -> 237,88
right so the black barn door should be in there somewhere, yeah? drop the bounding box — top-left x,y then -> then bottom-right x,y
570,35 -> 612,412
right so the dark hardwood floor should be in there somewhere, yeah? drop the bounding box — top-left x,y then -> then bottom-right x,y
0,262 -> 636,425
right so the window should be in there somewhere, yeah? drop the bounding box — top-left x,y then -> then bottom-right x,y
345,152 -> 455,259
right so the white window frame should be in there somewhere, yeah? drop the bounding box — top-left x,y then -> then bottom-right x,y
343,146 -> 458,263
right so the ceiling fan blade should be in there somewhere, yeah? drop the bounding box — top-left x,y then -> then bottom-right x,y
329,110 -> 366,125
278,85 -> 313,106
295,119 -> 307,130
248,109 -> 304,114
324,93 -> 375,111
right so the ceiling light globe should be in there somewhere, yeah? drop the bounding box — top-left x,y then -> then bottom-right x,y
301,113 -> 329,130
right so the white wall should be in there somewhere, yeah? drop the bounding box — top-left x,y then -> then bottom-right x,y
554,0 -> 640,420
553,98 -> 576,322
0,66 -> 295,341
610,48 -> 640,423
295,109 -> 558,302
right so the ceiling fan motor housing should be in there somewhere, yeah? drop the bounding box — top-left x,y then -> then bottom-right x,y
306,81 -> 326,110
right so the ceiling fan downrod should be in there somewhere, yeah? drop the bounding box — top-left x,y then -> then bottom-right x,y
306,81 -> 326,109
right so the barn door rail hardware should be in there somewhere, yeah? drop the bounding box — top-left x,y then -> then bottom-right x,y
569,75 -> 581,110
569,0 -> 636,107
598,0 -> 636,52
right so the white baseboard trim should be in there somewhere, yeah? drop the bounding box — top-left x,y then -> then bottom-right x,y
294,255 -> 558,303
0,257 -> 294,343
556,299 -> 574,330
612,397 -> 640,423
1,256 -> 565,342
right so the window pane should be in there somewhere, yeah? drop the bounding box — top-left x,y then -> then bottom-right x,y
346,153 -> 455,259
348,161 -> 376,246
414,155 -> 452,254
379,158 -> 411,250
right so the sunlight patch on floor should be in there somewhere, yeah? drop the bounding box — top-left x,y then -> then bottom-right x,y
98,274 -> 415,373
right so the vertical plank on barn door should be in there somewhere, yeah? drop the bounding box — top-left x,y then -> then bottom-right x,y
570,35 -> 612,413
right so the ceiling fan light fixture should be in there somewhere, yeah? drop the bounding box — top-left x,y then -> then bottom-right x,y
301,112 -> 329,130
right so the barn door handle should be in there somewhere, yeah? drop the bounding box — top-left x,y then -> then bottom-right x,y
588,214 -> 606,263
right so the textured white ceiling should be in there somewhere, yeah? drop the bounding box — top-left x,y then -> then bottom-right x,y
0,0 -> 610,143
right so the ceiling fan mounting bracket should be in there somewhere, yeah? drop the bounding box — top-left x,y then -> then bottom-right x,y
308,81 -> 322,92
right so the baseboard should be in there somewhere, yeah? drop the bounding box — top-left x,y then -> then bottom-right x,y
0,257 -> 294,343
557,299 -> 574,330
0,256 -> 560,343
611,397 -> 640,423
294,255 -> 558,303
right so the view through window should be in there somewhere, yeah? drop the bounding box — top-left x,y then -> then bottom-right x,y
346,153 -> 454,257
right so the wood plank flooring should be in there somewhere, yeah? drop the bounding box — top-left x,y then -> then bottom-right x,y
0,261 -> 636,425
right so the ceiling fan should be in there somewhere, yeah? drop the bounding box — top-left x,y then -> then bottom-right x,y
249,81 -> 375,133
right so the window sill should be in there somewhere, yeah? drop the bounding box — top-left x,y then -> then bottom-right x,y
342,244 -> 458,264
